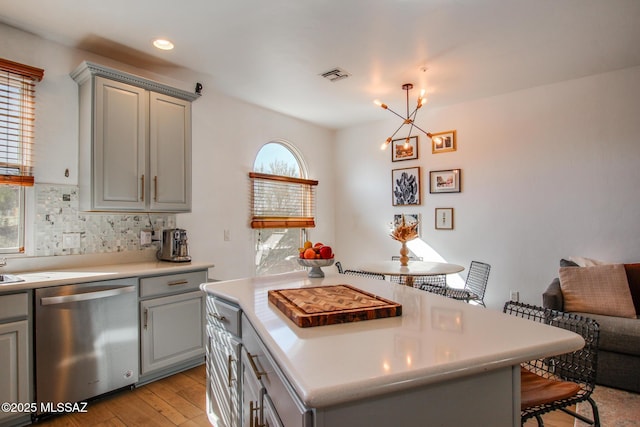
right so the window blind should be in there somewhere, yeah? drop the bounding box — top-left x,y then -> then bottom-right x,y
0,58 -> 44,186
249,172 -> 318,229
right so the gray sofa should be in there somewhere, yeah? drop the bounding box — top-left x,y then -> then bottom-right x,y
544,273 -> 640,393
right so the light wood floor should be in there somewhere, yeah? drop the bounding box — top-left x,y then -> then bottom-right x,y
35,364 -> 209,426
33,363 -> 577,426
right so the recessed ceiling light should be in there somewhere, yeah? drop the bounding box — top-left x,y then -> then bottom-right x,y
153,39 -> 174,50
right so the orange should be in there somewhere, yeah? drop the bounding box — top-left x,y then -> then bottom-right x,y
303,248 -> 316,259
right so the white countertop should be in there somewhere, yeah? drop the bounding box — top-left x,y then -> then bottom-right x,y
202,271 -> 584,408
0,260 -> 214,292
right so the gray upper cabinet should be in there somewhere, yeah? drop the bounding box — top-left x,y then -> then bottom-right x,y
72,62 -> 198,212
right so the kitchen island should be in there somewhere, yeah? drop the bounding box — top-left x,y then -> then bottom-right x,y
202,271 -> 584,427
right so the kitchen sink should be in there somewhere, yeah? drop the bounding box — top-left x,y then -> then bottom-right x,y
0,274 -> 25,284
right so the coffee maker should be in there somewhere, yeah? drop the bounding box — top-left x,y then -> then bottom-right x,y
159,228 -> 191,262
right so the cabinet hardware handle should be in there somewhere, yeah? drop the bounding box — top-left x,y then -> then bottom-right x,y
167,280 -> 189,286
143,308 -> 148,329
250,401 -> 263,427
246,352 -> 266,380
227,354 -> 235,387
209,312 -> 227,322
154,176 -> 158,202
141,174 -> 145,201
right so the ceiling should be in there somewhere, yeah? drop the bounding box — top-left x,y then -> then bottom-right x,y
2,0 -> 640,130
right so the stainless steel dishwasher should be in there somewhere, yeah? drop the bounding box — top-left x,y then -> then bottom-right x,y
35,278 -> 139,410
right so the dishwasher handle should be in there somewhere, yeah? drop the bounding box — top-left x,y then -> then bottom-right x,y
40,285 -> 136,306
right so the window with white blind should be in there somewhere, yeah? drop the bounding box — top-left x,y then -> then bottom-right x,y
249,172 -> 318,229
0,58 -> 44,253
251,141 -> 316,276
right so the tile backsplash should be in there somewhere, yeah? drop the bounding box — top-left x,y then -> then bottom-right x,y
35,184 -> 175,257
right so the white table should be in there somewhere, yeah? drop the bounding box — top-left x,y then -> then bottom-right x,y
358,260 -> 465,286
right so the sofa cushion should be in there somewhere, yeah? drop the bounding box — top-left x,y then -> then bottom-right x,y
559,264 -> 636,319
624,263 -> 640,315
573,312 -> 640,356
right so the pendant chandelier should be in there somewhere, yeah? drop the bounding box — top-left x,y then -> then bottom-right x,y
375,83 -> 432,150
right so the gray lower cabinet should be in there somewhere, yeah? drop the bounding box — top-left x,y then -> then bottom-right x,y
262,393 -> 284,427
205,293 -> 311,427
241,315 -> 311,427
206,297 -> 241,427
139,270 -> 207,381
0,292 -> 31,426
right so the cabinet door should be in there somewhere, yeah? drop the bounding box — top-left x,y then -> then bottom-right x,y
241,349 -> 264,427
94,77 -> 148,210
263,393 -> 284,427
149,92 -> 192,212
207,326 -> 240,427
0,320 -> 30,423
140,291 -> 205,374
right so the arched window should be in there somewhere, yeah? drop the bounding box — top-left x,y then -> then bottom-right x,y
251,141 -> 314,276
253,141 -> 304,178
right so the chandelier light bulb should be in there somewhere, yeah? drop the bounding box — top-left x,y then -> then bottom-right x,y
374,99 -> 388,110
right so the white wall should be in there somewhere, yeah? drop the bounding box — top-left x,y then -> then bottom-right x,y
180,89 -> 336,280
335,66 -> 640,308
1,23 -> 336,278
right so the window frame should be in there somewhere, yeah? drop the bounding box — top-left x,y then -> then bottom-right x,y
251,140 -> 314,276
0,58 -> 44,254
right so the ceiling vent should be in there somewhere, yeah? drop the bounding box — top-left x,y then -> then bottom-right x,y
319,67 -> 351,82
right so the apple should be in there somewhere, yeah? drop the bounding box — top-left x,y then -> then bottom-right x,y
319,245 -> 333,259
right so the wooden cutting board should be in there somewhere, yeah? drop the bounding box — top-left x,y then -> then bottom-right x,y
268,284 -> 402,328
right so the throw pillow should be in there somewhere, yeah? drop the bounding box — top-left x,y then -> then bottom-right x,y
560,258 -> 579,267
624,263 -> 640,315
559,264 -> 636,318
567,256 -> 608,267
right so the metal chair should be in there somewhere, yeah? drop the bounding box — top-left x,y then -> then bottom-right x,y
503,301 -> 600,427
342,269 -> 385,280
444,260 -> 490,306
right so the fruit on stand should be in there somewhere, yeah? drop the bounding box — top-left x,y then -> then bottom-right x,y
298,241 -> 334,259
319,246 -> 333,259
303,248 -> 317,259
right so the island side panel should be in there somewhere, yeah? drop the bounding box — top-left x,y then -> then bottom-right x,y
313,366 -> 518,427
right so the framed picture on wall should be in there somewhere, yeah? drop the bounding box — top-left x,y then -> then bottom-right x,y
392,167 -> 421,206
431,130 -> 457,154
435,208 -> 454,230
391,136 -> 419,161
429,169 -> 461,193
